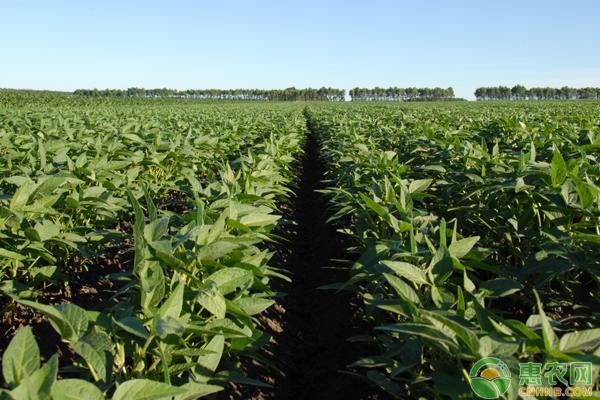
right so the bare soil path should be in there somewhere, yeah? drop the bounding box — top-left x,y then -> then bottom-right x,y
219,115 -> 391,400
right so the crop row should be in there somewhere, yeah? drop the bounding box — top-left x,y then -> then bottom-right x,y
0,103 -> 307,398
306,101 -> 600,399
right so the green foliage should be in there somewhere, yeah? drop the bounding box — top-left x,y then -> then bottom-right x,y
0,101 -> 307,396
308,100 -> 600,398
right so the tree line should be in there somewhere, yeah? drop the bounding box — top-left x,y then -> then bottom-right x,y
73,87 -> 346,102
349,87 -> 458,102
475,85 -> 600,101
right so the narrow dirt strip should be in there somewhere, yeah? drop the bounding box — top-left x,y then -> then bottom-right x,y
219,115 -> 391,399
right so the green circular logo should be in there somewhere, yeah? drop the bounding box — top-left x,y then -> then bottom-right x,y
469,357 -> 511,399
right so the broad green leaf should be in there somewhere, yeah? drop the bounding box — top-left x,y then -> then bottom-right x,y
478,335 -> 519,358
51,379 -> 104,400
207,267 -> 252,295
0,248 -> 27,261
16,299 -> 76,342
196,241 -> 241,261
233,297 -> 275,315
194,335 -> 224,382
9,180 -> 35,212
571,174 -> 594,209
152,315 -> 185,338
428,245 -> 453,285
54,303 -> 88,341
432,373 -> 473,400
351,245 -> 388,275
2,326 -> 40,389
24,354 -> 57,400
195,281 -> 227,319
141,181 -> 158,222
447,236 -> 479,259
409,178 -> 432,194
479,279 -> 523,298
238,213 -> 280,227
381,260 -> 428,285
559,328 -> 600,352
173,382 -> 223,400
551,149 -> 567,186
347,356 -> 392,368
158,279 -> 184,320
533,290 -> 558,352
115,317 -> 150,340
70,333 -> 114,385
359,192 -> 387,217
112,380 -> 186,400
144,217 -> 170,243
34,220 -> 60,242
383,273 -> 421,305
430,286 -> 455,310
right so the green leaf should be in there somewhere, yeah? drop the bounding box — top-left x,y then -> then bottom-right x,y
24,354 -> 57,400
24,228 -> 42,242
479,279 -> 523,298
158,279 -> 184,320
144,217 -> 170,243
533,289 -> 558,353
54,303 -> 88,341
9,180 -> 35,213
551,149 -> 567,186
432,373 -> 473,400
16,299 -> 76,342
70,333 -> 114,385
559,328 -> 600,352
233,297 -> 275,315
358,192 -> 387,217
0,248 -> 27,261
194,335 -> 224,382
400,338 -> 422,367
2,326 -> 40,389
207,267 -> 252,295
383,273 -> 421,305
141,181 -> 158,222
34,220 -> 60,242
173,382 -> 223,400
195,281 -> 227,319
51,379 -> 104,400
431,286 -> 455,310
196,241 -> 241,261
238,213 -> 280,227
112,380 -> 186,400
428,245 -> 453,285
381,260 -> 428,285
152,315 -> 185,339
351,245 -> 388,275
571,174 -> 594,209
478,335 -> 519,358
409,178 -> 432,194
115,317 -> 150,340
447,236 -> 480,259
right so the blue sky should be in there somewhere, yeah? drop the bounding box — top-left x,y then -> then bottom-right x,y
2,0 -> 599,100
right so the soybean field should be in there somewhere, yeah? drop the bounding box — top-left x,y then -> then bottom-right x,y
1,94 -> 599,399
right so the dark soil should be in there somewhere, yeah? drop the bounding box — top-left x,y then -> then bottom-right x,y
218,125 -> 392,399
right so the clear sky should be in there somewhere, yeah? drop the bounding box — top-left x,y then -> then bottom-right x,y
2,0 -> 599,100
